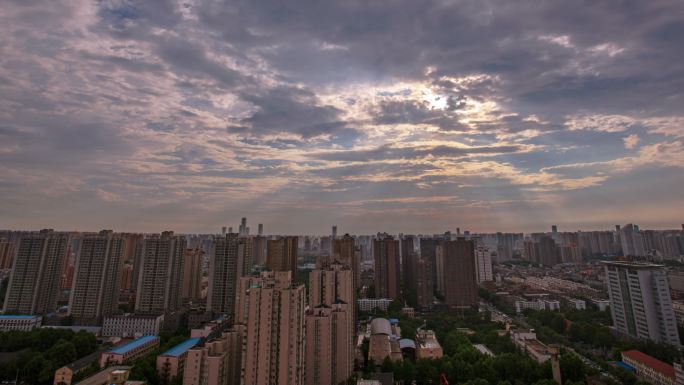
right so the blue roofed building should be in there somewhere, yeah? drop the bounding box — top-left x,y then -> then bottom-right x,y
0,315 -> 42,331
99,335 -> 160,368
156,337 -> 202,383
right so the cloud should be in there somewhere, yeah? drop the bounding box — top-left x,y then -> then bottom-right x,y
1,0 -> 684,232
623,134 -> 640,149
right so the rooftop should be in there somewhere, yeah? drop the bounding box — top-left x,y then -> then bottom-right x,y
160,338 -> 202,357
108,335 -> 158,355
602,261 -> 664,269
0,315 -> 39,320
622,350 -> 675,379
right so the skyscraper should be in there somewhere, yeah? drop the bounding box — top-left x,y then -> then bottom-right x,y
374,234 -> 400,299
236,271 -> 305,385
182,248 -> 203,302
305,303 -> 352,385
266,236 -> 298,278
0,237 -> 15,270
332,234 -> 354,265
207,233 -> 252,318
401,236 -> 417,294
258,223 -> 263,236
135,231 -> 186,314
306,262 -> 354,385
420,238 -> 438,289
3,229 -> 69,315
69,230 -> 125,324
475,246 -> 493,283
604,261 -> 680,346
620,223 -> 646,257
437,238 -> 478,308
415,257 -> 433,308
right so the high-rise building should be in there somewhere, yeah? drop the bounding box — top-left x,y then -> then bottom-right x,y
207,234 -> 252,319
401,236 -> 417,294
332,234 -> 355,267
121,263 -> 134,291
182,248 -> 203,302
252,235 -> 267,265
239,217 -> 248,236
69,230 -> 125,324
475,246 -> 493,283
236,271 -> 306,385
0,238 -> 15,270
621,223 -> 646,257
124,234 -> 144,295
183,327 -> 243,385
307,262 -> 354,385
415,257 -> 433,308
3,230 -> 69,315
604,261 -> 680,345
258,223 -> 263,236
266,236 -> 298,278
437,238 -> 478,308
419,238 -> 438,288
135,231 -> 186,314
305,303 -> 352,385
374,234 -> 400,299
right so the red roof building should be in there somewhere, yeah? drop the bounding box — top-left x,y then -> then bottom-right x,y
621,350 -> 676,385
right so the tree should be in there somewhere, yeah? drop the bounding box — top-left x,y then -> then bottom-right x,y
560,353 -> 586,383
45,339 -> 77,368
72,331 -> 97,357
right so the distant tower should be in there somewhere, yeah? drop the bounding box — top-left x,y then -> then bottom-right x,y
551,225 -> 558,234
239,217 -> 247,236
258,224 -> 263,236
549,345 -> 562,384
228,227 -> 233,233
615,225 -> 621,232
456,227 -> 461,235
222,226 -> 227,236
332,226 -> 337,240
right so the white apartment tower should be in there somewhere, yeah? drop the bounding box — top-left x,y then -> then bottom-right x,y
475,247 -> 493,283
604,261 -> 680,345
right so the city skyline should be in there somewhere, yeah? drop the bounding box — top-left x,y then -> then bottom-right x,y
2,1 -> 684,234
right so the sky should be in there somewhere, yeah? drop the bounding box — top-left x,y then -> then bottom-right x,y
1,0 -> 684,234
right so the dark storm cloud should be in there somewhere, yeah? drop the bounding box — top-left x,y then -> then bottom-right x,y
229,86 -> 359,139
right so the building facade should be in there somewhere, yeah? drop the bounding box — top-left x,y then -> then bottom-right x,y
604,261 -> 680,345
373,234 -> 400,300
438,238 -> 478,308
3,230 -> 69,315
69,230 -> 125,324
236,271 -> 306,385
135,231 -> 186,314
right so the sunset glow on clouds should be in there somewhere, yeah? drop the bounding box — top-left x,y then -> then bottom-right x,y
1,0 -> 683,233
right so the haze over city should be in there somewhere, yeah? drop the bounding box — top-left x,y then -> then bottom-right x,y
1,0 -> 683,233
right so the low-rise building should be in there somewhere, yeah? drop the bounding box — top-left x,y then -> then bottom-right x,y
515,299 -> 560,314
102,314 -> 164,338
591,298 -> 610,312
53,350 -> 102,385
415,329 -> 443,359
566,298 -> 586,310
511,330 -> 551,363
622,350 -> 676,385
63,365 -> 132,385
358,298 -> 392,312
99,336 -> 160,368
0,315 -> 41,331
473,344 -> 495,357
156,338 -> 201,384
